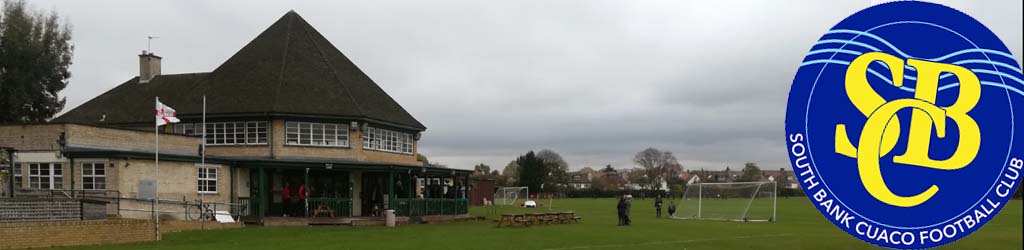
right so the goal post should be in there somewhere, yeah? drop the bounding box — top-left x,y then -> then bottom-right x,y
493,186 -> 528,206
674,181 -> 777,222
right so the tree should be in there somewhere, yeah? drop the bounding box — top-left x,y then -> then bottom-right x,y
738,162 -> 762,182
601,164 -> 616,174
626,169 -> 648,189
472,163 -> 492,177
416,153 -> 430,165
497,160 -> 519,186
536,149 -> 569,193
633,148 -> 683,191
0,0 -> 73,123
516,151 -> 546,192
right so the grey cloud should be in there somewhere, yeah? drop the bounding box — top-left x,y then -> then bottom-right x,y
34,0 -> 1023,171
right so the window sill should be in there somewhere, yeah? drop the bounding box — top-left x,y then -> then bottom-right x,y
284,144 -> 351,149
198,191 -> 218,195
205,143 -> 269,147
361,148 -> 415,155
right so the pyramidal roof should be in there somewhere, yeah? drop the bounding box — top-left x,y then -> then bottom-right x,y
54,11 -> 425,131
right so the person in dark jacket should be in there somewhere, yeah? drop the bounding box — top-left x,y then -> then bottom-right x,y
667,199 -> 677,218
616,196 -> 627,226
624,195 -> 633,225
655,194 -> 664,218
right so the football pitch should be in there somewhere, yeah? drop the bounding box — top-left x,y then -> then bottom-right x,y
45,198 -> 1021,250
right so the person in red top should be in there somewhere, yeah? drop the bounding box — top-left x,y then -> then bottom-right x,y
297,183 -> 308,217
281,182 -> 292,216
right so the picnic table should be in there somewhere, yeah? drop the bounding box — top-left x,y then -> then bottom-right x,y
497,211 -> 580,227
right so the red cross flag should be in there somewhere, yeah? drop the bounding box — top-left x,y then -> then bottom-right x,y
155,98 -> 180,126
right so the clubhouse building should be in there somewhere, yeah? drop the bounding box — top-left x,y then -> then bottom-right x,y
0,11 -> 470,221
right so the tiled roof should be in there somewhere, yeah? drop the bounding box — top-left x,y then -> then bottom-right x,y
54,11 -> 424,131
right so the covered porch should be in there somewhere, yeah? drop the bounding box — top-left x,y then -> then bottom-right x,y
233,158 -> 472,221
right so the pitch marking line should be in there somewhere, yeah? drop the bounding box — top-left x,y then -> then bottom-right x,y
538,233 -> 796,250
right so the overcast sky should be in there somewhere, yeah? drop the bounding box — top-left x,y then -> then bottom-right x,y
27,0 -> 1023,171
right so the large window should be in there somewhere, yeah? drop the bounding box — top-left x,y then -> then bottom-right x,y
198,165 -> 218,194
362,126 -> 414,154
28,163 -> 62,190
174,121 -> 268,145
81,162 -> 106,190
285,121 -> 350,147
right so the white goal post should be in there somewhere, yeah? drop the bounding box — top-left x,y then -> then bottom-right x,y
674,181 -> 777,222
494,186 -> 529,206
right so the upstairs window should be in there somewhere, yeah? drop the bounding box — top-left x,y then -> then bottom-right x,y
285,121 -> 350,147
173,121 -> 268,145
363,126 -> 414,154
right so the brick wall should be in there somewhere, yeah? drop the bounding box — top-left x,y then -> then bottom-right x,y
0,124 -> 64,151
0,219 -> 242,249
161,220 -> 241,233
67,124 -> 200,156
114,159 -> 232,220
0,219 -> 154,249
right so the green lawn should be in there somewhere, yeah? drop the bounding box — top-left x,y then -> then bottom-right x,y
47,198 -> 1021,250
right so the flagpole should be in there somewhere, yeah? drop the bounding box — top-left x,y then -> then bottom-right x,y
154,96 -> 161,241
200,95 -> 206,229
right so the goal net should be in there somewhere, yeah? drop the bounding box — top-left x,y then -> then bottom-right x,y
494,186 -> 529,206
675,182 -> 776,222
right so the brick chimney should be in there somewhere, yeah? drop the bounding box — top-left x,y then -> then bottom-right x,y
139,50 -> 162,83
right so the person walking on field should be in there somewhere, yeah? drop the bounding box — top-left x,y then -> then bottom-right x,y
624,195 -> 633,225
668,198 -> 677,218
655,194 -> 664,218
616,196 -> 627,226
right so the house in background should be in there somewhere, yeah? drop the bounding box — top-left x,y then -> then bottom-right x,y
1,11 -> 471,222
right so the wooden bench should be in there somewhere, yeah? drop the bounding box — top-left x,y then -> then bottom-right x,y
311,204 -> 335,218
527,213 -> 546,226
497,212 -> 580,227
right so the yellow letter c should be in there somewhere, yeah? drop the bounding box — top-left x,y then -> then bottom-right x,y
858,98 -> 946,207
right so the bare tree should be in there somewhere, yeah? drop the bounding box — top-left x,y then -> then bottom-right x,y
633,148 -> 683,191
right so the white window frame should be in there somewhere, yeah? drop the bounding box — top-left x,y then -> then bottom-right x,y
80,162 -> 107,191
13,163 -> 22,189
285,121 -> 350,147
174,121 -> 268,146
361,126 -> 414,154
197,164 -> 219,194
28,163 -> 62,190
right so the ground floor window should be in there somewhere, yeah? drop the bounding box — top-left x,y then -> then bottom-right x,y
198,165 -> 218,194
13,164 -> 22,189
28,163 -> 62,190
81,162 -> 106,190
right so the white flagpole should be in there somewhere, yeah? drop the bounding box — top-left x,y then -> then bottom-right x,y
200,95 -> 206,229
154,96 -> 161,241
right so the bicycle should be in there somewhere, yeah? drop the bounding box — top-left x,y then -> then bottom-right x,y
186,199 -> 215,221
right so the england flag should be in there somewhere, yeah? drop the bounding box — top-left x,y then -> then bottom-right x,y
155,99 -> 180,126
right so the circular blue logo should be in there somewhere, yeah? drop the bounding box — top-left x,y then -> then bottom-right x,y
785,2 -> 1022,249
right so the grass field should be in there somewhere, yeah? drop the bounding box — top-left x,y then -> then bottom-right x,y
46,198 -> 1021,250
